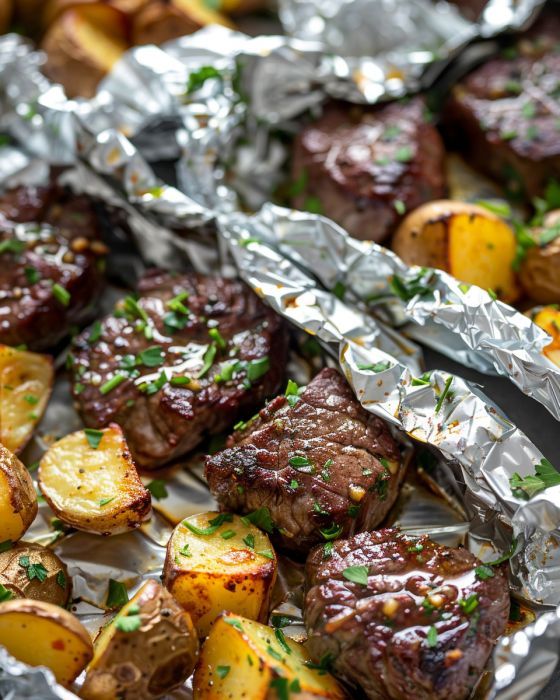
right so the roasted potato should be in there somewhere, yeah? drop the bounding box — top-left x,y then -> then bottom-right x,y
163,512 -> 277,637
0,542 -> 71,607
392,200 -> 521,303
193,612 -> 346,699
41,4 -> 129,98
0,344 -> 53,453
532,306 -> 560,367
0,443 -> 37,543
0,598 -> 93,686
220,0 -> 267,15
131,0 -> 231,45
38,423 -> 151,536
42,0 -> 149,27
519,210 -> 560,304
81,579 -> 198,700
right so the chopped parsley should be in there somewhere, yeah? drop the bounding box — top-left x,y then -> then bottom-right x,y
510,459 -> 560,499
285,379 -> 303,407
0,584 -> 13,602
106,579 -> 129,609
138,346 -> 165,367
52,283 -> 71,307
186,65 -> 222,94
84,428 -> 104,450
99,497 -> 115,507
198,343 -> 217,378
184,513 -> 233,536
146,479 -> 168,500
319,523 -> 343,541
99,373 -> 127,395
357,361 -> 391,373
459,593 -> 479,615
289,455 -> 314,472
427,625 -> 438,648
241,507 -> 274,534
342,565 -> 369,586
216,665 -> 230,679
18,555 -> 48,583
435,376 -> 453,414
24,266 -> 40,284
243,533 -> 255,549
474,565 -> 494,580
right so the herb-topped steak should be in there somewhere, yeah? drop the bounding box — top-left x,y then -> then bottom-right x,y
0,222 -> 105,351
205,368 -> 406,553
304,529 -> 510,700
70,270 -> 287,469
445,14 -> 560,200
291,97 -> 446,242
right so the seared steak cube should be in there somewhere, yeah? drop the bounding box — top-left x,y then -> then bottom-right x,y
304,529 -> 510,700
70,270 -> 287,469
205,368 -> 406,553
291,97 -> 446,242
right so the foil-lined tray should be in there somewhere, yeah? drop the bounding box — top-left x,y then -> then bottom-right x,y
0,3 -> 559,698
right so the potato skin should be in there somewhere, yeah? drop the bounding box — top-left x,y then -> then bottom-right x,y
81,579 -> 198,700
519,210 -> 560,304
0,598 -> 93,686
38,423 -> 151,536
0,444 -> 37,543
0,542 -> 71,607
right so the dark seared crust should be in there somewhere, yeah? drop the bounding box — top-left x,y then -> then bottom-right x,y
445,14 -> 560,199
291,97 -> 446,242
304,529 -> 510,700
70,270 -> 287,469
205,368 -> 406,553
0,223 -> 105,351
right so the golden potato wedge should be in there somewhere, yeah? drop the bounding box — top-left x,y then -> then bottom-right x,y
41,5 -> 129,98
392,200 -> 521,303
0,598 -> 93,686
81,579 -> 198,700
532,306 -> 560,367
0,443 -> 37,544
42,0 -> 149,27
131,0 -> 232,46
193,612 -> 346,699
519,210 -> 560,304
0,542 -> 71,607
0,344 -> 53,453
38,423 -> 151,536
163,512 -> 277,638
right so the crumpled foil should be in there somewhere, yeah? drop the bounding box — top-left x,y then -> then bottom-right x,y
0,6 -> 559,698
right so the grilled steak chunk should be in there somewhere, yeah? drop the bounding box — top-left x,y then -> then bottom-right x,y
304,529 -> 510,700
291,97 -> 446,242
445,14 -> 560,200
0,222 -> 105,351
205,368 -> 406,553
70,270 -> 287,469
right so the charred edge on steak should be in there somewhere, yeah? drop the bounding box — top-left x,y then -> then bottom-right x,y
205,368 -> 407,553
290,96 -> 446,243
69,270 -> 288,470
304,528 -> 510,700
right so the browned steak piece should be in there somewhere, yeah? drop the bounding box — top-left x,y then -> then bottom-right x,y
445,14 -> 560,200
205,368 -> 406,554
291,97 -> 446,242
0,222 -> 106,351
0,185 -> 54,223
70,270 -> 287,470
304,529 -> 510,700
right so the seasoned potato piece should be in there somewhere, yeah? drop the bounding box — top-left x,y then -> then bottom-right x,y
0,542 -> 71,607
163,512 -> 277,637
38,424 -> 151,535
392,200 -> 521,303
0,443 -> 37,543
0,344 -> 53,453
0,599 -> 93,686
81,579 -> 198,700
519,210 -> 560,304
193,612 -> 346,699
532,306 -> 560,367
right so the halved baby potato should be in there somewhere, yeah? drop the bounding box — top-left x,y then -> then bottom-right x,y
0,598 -> 93,686
193,612 -> 346,699
38,423 -> 151,536
0,541 -> 71,608
0,344 -> 53,453
163,512 -> 277,638
532,306 -> 560,367
81,579 -> 198,700
0,443 -> 37,543
391,200 -> 521,304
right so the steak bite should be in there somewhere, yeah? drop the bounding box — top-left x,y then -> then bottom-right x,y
290,97 -> 446,242
70,270 -> 287,470
445,14 -> 560,200
205,368 -> 406,553
304,529 -> 510,700
0,222 -> 106,351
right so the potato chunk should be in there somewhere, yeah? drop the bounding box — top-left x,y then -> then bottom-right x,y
0,542 -> 71,607
163,512 -> 277,637
0,344 -> 53,453
392,200 -> 521,303
0,443 -> 37,543
0,599 -> 93,686
39,424 -> 151,535
532,306 -> 560,367
81,579 -> 198,700
193,612 -> 345,699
